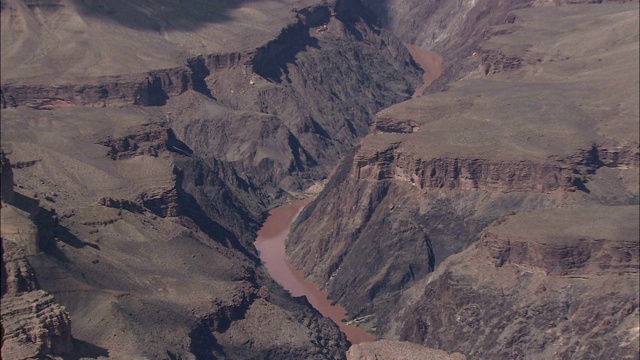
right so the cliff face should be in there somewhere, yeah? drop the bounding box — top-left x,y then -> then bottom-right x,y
1,163 -> 74,358
387,206 -> 639,360
288,148 -> 560,318
287,2 -> 639,357
1,290 -> 73,358
355,144 -> 577,193
0,0 -> 422,358
1,150 -> 14,204
354,138 -> 640,194
1,67 -> 193,108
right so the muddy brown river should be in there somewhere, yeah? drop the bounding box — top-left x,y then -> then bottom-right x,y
255,197 -> 375,345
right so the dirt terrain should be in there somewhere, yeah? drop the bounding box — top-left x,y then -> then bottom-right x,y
1,0 -> 638,359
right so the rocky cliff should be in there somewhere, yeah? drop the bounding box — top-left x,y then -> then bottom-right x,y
1,67 -> 194,108
288,148 -> 560,319
1,290 -> 73,358
1,156 -> 74,358
2,0 -> 638,358
287,3 -> 639,358
0,0 -> 423,358
386,206 -> 639,359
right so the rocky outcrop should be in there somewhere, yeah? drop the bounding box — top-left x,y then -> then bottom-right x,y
98,197 -> 145,214
1,214 -> 73,358
374,117 -> 421,134
481,207 -> 640,275
597,145 -> 640,168
354,145 -> 581,193
1,150 -> 15,204
355,132 -> 639,194
97,124 -> 171,160
137,186 -> 179,218
95,124 -> 192,218
1,67 -> 194,109
480,48 -> 525,75
249,5 -> 332,82
484,232 -> 639,275
1,239 -> 38,296
1,290 -> 73,358
385,206 -> 639,359
1,202 -> 40,255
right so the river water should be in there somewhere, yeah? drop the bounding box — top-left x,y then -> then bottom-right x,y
254,197 -> 375,345
404,43 -> 444,97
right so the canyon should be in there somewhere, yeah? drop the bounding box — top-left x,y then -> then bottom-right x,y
254,198 -> 375,345
1,0 -> 638,359
287,1 -> 640,359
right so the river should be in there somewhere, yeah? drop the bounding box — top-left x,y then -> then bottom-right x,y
254,197 -> 375,345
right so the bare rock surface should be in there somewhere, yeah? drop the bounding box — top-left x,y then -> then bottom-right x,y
347,340 -> 466,360
2,232 -> 38,297
386,206 -> 639,359
287,2 -> 639,358
1,0 -> 638,358
1,176 -> 73,359
0,0 -> 423,357
1,290 -> 73,359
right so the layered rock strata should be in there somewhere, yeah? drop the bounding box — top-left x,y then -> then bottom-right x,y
1,67 -> 193,109
287,4 -> 640,357
0,0 -> 423,357
1,290 -> 73,358
1,160 -> 74,358
386,206 -> 639,359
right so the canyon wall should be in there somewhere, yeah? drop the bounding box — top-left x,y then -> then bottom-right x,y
288,146 -> 561,319
1,155 -> 74,357
0,0 -> 423,358
2,0 -> 638,358
386,206 -> 639,359
287,2 -> 639,358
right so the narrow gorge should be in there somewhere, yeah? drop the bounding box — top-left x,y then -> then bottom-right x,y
254,197 -> 375,344
1,0 -> 638,359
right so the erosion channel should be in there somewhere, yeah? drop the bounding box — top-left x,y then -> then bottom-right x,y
255,198 -> 375,345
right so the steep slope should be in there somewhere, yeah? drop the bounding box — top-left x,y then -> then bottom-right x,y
361,0 -> 638,90
1,0 -> 424,358
1,155 -> 73,358
388,206 -> 639,359
1,105 -> 352,359
360,0 -> 532,90
287,3 -> 639,355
